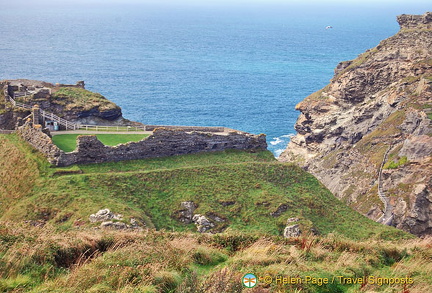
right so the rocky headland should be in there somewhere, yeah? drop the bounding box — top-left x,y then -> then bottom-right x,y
280,12 -> 432,236
0,79 -> 135,129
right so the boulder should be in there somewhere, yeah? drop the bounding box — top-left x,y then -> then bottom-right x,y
270,204 -> 289,217
89,209 -> 123,223
283,224 -> 301,238
100,221 -> 128,230
192,214 -> 214,233
287,217 -> 299,223
177,201 -> 198,224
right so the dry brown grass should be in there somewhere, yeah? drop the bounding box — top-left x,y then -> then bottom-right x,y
1,227 -> 431,292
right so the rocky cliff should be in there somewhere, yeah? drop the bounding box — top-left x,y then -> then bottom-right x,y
0,79 -> 132,129
280,12 -> 432,237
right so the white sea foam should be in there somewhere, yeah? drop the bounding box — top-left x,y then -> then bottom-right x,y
280,134 -> 295,138
268,133 -> 295,157
270,137 -> 283,145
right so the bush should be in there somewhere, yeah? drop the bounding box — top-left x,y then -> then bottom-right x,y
210,234 -> 258,252
153,271 -> 182,293
192,247 -> 227,266
384,156 -> 408,169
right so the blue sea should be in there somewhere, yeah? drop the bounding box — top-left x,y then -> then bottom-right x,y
0,1 -> 429,156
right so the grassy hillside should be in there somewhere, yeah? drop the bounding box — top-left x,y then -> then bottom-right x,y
0,134 -> 407,240
1,134 -> 428,292
50,87 -> 119,112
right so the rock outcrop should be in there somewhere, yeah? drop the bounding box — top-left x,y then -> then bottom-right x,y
176,201 -> 198,224
283,218 -> 301,238
89,209 -> 123,223
192,214 -> 215,233
0,79 -> 130,129
280,12 -> 432,237
89,209 -> 143,230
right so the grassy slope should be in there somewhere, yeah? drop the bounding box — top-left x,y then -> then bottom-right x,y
52,134 -> 150,152
50,87 -> 119,111
2,134 -> 429,292
0,134 -> 407,240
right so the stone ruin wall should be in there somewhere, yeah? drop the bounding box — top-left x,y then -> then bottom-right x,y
16,122 -> 267,167
16,121 -> 63,164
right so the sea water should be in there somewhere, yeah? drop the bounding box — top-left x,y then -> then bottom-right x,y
0,2 -> 428,156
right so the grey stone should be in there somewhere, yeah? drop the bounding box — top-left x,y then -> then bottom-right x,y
177,201 -> 198,224
283,224 -> 301,238
270,204 -> 289,217
100,221 -> 127,230
399,135 -> 432,161
130,218 -> 139,227
397,12 -> 432,30
89,209 -> 123,223
192,214 -> 214,233
207,212 -> 226,223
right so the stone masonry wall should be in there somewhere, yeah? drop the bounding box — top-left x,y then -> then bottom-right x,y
16,121 -> 63,164
17,124 -> 267,167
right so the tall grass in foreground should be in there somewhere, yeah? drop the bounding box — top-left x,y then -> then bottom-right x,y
0,224 -> 430,293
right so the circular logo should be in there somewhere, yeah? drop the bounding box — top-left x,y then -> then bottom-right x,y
242,273 -> 257,288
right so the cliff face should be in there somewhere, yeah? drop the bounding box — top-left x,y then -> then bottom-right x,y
280,12 -> 432,237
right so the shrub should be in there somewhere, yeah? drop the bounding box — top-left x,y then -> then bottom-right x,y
384,156 -> 408,169
192,247 -> 227,266
153,271 -> 182,293
210,234 -> 258,252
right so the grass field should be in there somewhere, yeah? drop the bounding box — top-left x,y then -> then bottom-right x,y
52,134 -> 150,152
1,134 -> 429,293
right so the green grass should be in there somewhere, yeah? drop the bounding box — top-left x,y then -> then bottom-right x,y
51,87 -> 119,111
0,134 -> 427,293
78,149 -> 275,174
1,134 -> 410,241
384,156 -> 409,169
52,134 -> 150,152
